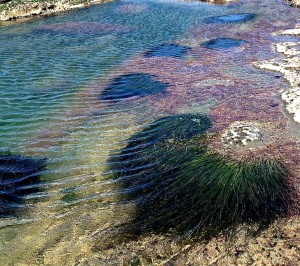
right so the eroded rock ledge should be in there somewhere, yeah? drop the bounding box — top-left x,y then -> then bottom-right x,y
255,25 -> 300,123
0,0 -> 113,21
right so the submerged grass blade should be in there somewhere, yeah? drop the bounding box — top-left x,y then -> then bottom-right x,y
108,114 -> 292,239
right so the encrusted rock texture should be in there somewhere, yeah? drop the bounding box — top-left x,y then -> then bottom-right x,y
255,25 -> 300,123
0,0 -> 112,21
222,121 -> 264,146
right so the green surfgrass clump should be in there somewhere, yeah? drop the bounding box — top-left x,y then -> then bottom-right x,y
133,155 -> 290,238
108,114 -> 292,238
108,114 -> 211,193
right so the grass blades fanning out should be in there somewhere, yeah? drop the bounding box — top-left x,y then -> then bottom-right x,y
132,154 -> 291,238
107,114 -> 212,197
107,114 -> 292,239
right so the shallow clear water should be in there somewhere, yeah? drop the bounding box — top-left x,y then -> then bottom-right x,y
0,0 -> 299,264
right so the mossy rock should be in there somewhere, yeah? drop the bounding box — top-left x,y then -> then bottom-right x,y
0,152 -> 47,216
108,114 -> 291,239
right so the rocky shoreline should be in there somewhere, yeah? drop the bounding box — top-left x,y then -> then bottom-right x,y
1,0 -> 300,22
255,24 -> 300,123
0,0 -> 113,21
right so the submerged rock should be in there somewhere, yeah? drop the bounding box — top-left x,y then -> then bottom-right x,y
144,44 -> 190,58
0,152 -> 47,216
201,38 -> 246,50
100,73 -> 170,101
108,114 -> 291,238
206,13 -> 256,23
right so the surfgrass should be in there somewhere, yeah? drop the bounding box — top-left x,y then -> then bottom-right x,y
132,154 -> 290,238
108,114 -> 292,239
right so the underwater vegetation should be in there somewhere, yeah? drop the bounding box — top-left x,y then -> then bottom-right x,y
201,38 -> 246,50
144,43 -> 191,58
108,114 -> 292,239
100,73 -> 170,101
108,114 -> 211,189
0,152 -> 47,217
206,13 -> 256,24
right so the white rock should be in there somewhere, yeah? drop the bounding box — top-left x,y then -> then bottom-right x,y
294,110 -> 300,123
222,121 -> 263,147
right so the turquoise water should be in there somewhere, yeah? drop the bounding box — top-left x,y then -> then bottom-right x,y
0,0 -> 300,264
0,0 -> 219,150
